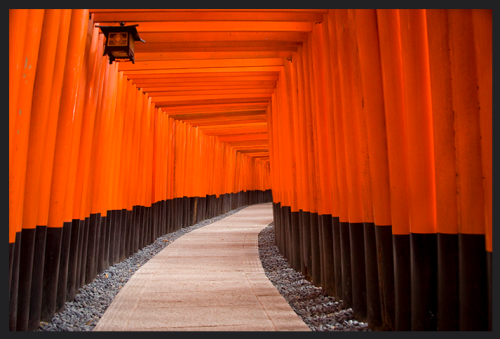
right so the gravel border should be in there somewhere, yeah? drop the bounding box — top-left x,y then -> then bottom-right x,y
258,222 -> 370,332
37,205 -> 249,331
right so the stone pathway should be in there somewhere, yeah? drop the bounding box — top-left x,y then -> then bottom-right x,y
93,203 -> 310,331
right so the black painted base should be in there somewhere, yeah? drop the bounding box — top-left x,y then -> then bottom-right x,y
375,225 -> 395,331
437,232 -> 458,331
350,222 -> 367,322
40,227 -> 63,322
410,233 -> 437,330
16,228 -> 36,331
393,233 -> 411,331
364,222 -> 381,329
458,233 -> 488,330
28,225 -> 47,331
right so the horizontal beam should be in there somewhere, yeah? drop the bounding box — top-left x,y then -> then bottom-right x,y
117,58 -> 284,71
203,126 -> 268,135
135,31 -> 308,43
151,93 -> 272,103
125,21 -> 312,33
122,66 -> 282,75
141,85 -> 277,92
91,10 -> 325,22
170,111 -> 267,120
134,50 -> 293,61
156,98 -> 270,107
147,89 -> 275,97
161,103 -> 268,114
217,133 -> 269,142
134,41 -> 300,53
187,121 -> 268,128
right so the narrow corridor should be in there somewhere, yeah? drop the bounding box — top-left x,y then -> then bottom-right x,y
94,203 -> 309,331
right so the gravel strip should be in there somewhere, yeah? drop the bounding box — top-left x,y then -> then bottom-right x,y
258,222 -> 370,332
37,205 -> 249,332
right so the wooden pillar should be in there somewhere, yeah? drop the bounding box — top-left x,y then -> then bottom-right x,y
376,9 -> 412,331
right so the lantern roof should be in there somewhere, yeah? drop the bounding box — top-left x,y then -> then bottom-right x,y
96,23 -> 146,43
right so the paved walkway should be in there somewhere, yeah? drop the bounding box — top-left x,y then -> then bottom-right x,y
93,203 -> 310,331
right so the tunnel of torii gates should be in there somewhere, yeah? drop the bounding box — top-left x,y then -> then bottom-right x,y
9,9 -> 492,332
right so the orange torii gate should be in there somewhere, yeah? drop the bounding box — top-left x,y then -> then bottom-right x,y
9,9 -> 491,332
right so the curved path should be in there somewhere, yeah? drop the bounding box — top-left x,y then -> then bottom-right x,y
93,203 -> 310,331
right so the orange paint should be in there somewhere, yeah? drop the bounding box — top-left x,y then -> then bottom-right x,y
447,9 -> 485,236
10,9 -> 45,238
376,9 -> 411,235
47,9 -> 88,229
354,9 -> 392,226
36,9 -> 72,227
399,9 -> 437,234
21,10 -> 62,231
425,10 -> 458,235
471,9 -> 492,251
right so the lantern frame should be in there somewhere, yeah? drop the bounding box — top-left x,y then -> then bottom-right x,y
96,23 -> 145,64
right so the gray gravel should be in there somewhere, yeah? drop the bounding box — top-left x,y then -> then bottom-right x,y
258,222 -> 370,332
37,205 -> 249,332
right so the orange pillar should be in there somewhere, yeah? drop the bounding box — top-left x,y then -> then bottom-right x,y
9,11 -> 44,306
425,9 -> 459,331
15,9 -> 59,332
399,9 -> 438,331
354,9 -> 394,330
29,10 -> 72,330
376,9 -> 411,330
42,8 -> 88,322
9,9 -> 29,175
447,9 -> 487,331
334,9 -> 368,319
326,10 -> 350,302
471,10 -> 492,329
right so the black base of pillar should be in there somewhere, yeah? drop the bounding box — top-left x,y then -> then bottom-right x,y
332,217 -> 342,300
374,225 -> 395,331
410,233 -> 437,331
28,225 -> 47,331
309,213 -> 320,286
56,221 -> 73,313
290,211 -> 301,272
350,222 -> 367,322
393,233 -> 411,331
9,232 -> 22,331
16,228 -> 36,331
320,215 -> 335,297
437,232 -> 459,331
458,233 -> 488,330
340,222 -> 352,309
301,211 -> 312,281
40,227 -> 63,322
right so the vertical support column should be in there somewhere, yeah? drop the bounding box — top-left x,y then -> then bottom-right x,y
334,9 -> 367,314
29,10 -> 72,330
9,10 -> 45,331
448,9 -> 488,331
471,9 -> 492,331
326,10 -> 349,301
425,9 -> 459,331
399,9 -> 438,331
294,46 -> 312,280
376,9 -> 412,331
13,9 -> 52,332
319,13 -> 341,300
354,9 -> 395,331
41,9 -> 88,321
302,38 -> 321,286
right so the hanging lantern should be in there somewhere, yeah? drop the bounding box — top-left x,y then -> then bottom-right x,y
96,22 -> 145,64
